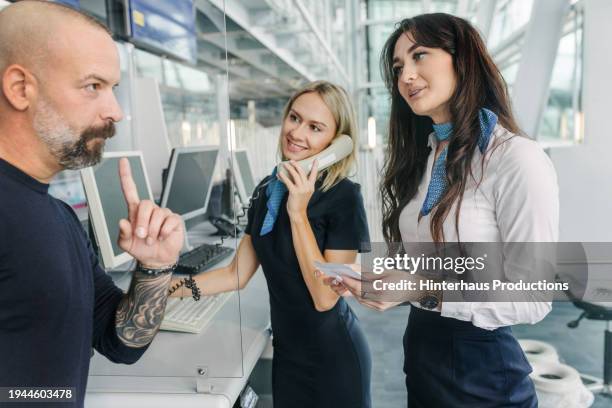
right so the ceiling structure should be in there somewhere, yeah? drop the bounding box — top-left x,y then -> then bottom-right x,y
194,0 -> 352,100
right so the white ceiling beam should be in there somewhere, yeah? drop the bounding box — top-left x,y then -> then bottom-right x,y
476,0 -> 497,41
512,0 -> 572,138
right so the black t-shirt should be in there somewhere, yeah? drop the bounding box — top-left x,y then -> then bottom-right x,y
0,159 -> 146,407
245,175 -> 370,348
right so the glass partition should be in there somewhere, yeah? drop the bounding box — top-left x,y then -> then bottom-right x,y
50,1 -> 262,396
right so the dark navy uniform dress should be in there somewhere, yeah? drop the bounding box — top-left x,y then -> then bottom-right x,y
403,307 -> 537,407
245,176 -> 372,408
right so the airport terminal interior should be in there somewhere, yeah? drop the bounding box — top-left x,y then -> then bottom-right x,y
3,0 -> 611,407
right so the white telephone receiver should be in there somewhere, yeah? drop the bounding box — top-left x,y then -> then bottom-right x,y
277,134 -> 353,180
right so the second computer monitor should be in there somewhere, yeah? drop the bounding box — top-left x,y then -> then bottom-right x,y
233,149 -> 257,203
160,146 -> 219,221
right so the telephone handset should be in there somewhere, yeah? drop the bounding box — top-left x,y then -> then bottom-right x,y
277,134 -> 353,181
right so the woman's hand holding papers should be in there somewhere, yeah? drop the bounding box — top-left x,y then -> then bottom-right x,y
317,263 -> 408,312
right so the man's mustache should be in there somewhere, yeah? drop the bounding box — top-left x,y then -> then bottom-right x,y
81,122 -> 116,143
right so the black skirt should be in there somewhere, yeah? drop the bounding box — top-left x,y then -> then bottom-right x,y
403,306 -> 537,408
271,299 -> 372,408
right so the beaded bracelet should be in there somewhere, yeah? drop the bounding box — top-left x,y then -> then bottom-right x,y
136,261 -> 177,276
168,275 -> 202,301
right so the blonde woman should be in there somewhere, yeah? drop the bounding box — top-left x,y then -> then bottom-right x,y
172,81 -> 372,408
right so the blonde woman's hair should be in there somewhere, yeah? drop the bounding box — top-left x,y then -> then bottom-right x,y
278,80 -> 358,192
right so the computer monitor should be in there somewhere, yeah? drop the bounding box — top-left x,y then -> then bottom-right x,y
80,151 -> 154,269
232,149 -> 257,203
160,146 -> 219,221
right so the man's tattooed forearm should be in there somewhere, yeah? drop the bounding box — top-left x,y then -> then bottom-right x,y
115,271 -> 172,348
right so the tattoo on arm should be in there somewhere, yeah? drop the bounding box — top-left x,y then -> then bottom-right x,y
115,271 -> 173,348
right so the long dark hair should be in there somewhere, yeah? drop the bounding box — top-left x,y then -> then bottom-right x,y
380,13 -> 520,243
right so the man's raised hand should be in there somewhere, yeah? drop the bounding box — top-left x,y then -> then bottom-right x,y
117,158 -> 183,268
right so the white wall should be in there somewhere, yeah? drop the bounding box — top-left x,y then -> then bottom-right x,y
548,0 -> 612,241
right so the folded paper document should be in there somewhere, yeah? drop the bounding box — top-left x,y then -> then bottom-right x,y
314,261 -> 362,280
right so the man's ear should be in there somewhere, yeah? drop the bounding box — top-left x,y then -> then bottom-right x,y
2,64 -> 36,111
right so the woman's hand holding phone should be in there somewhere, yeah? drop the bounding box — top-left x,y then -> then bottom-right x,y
277,159 -> 319,219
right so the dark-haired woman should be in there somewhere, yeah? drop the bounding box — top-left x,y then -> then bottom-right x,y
325,13 -> 558,408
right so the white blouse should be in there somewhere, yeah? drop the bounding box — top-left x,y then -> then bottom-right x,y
398,124 -> 559,330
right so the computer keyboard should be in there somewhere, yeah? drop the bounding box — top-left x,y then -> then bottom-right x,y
176,243 -> 234,275
161,292 -> 233,333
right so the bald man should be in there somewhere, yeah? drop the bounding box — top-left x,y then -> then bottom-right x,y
0,2 -> 184,406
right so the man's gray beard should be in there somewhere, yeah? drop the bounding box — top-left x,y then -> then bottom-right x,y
33,98 -> 105,170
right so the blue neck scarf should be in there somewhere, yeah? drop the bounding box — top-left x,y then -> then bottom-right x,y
260,167 -> 288,236
420,108 -> 498,216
